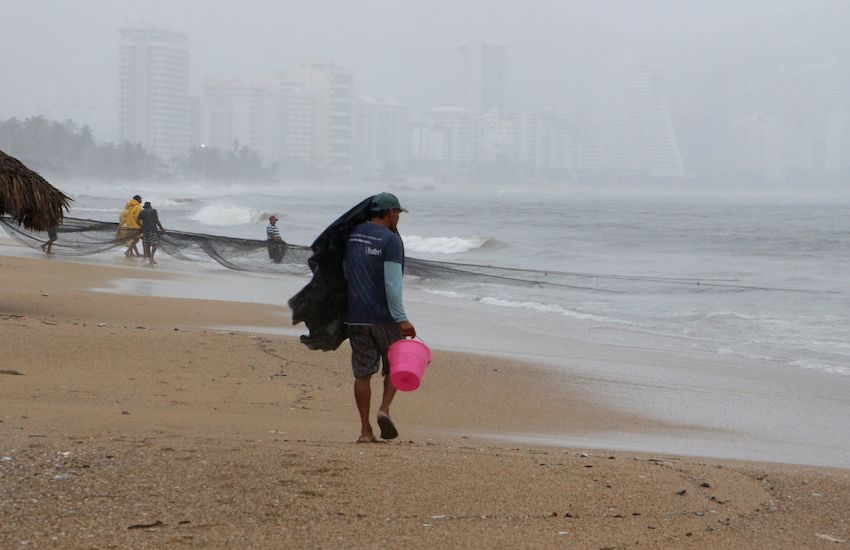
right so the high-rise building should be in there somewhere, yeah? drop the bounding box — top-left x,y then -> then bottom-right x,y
419,106 -> 478,171
411,123 -> 451,167
117,25 -> 191,159
514,112 -> 580,174
353,95 -> 410,176
276,77 -> 314,166
457,42 -> 506,112
298,58 -> 354,170
476,111 -> 515,163
202,78 -> 277,161
591,55 -> 683,177
188,96 -> 203,149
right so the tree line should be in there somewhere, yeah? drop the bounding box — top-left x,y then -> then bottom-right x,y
0,116 -> 272,182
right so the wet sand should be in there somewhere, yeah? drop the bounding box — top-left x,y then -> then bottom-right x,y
1,254 -> 849,548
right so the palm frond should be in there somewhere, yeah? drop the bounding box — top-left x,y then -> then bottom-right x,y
0,150 -> 72,231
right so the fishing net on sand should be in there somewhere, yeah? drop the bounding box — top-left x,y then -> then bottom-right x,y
1,215 -> 312,273
0,215 -> 629,290
2,215 -> 821,296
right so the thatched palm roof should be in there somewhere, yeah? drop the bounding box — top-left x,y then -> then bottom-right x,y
0,149 -> 71,231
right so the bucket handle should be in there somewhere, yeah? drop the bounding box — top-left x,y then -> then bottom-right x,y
402,335 -> 427,347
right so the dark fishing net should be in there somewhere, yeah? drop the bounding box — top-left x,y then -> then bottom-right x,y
0,215 -> 312,274
0,215 -> 629,292
1,215 -> 829,296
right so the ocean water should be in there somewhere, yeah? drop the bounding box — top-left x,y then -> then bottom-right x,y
62,179 -> 850,379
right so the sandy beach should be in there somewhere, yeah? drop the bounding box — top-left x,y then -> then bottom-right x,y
1,254 -> 849,548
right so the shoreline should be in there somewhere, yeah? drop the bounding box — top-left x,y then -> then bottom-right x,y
3,245 -> 850,469
2,252 -> 850,547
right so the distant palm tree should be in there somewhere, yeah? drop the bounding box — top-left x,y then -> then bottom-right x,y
0,149 -> 71,231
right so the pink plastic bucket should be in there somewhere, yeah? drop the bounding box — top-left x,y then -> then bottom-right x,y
388,339 -> 432,392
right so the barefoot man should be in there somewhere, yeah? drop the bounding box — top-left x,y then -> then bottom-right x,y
344,192 -> 416,442
137,201 -> 164,266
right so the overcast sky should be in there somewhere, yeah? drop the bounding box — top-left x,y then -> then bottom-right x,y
2,0 -> 848,136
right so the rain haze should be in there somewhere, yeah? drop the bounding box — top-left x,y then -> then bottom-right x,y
4,5 -> 850,538
2,0 -> 850,189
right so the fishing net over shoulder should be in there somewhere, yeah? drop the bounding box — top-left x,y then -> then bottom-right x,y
1,215 -> 831,296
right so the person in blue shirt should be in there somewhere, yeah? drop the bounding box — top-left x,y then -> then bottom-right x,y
137,202 -> 164,266
344,192 -> 416,443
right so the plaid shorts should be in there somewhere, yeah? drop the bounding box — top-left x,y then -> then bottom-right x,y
143,231 -> 161,247
347,324 -> 403,379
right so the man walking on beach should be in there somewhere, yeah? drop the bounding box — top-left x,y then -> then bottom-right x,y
40,224 -> 58,254
137,201 -> 164,266
344,192 -> 416,442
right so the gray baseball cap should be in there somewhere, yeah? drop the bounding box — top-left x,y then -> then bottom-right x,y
369,192 -> 407,212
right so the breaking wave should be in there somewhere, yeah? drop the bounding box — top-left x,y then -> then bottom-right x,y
190,204 -> 265,226
403,235 -> 492,254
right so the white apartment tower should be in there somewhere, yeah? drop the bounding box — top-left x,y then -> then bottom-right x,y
419,107 -> 478,170
515,112 -> 579,172
202,78 -> 277,161
277,77 -> 314,165
457,42 -> 506,112
298,58 -> 354,170
592,56 -> 683,177
353,95 -> 410,176
118,25 -> 191,159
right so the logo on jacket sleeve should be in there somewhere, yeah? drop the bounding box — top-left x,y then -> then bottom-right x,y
365,246 -> 382,256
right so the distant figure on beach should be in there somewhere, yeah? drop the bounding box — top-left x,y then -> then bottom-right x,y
40,224 -> 58,254
344,192 -> 416,443
117,195 -> 143,257
137,201 -> 164,266
266,214 -> 286,263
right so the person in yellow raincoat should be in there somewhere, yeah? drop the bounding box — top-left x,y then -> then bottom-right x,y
117,195 -> 143,257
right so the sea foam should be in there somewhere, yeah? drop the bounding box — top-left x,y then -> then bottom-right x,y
403,234 -> 489,254
190,204 -> 264,226
479,296 -> 609,322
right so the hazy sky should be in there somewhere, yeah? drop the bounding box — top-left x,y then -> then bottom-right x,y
2,0 -> 848,135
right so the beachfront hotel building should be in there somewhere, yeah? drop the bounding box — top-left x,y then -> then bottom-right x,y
417,106 -> 478,171
117,25 -> 191,159
352,95 -> 410,176
457,41 -> 507,113
591,55 -> 683,177
276,77 -> 314,166
298,58 -> 355,171
514,111 -> 583,174
201,78 -> 277,161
